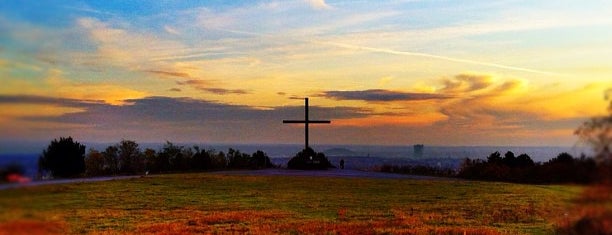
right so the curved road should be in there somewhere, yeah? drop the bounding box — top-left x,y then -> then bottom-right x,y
0,175 -> 141,190
1,169 -> 454,190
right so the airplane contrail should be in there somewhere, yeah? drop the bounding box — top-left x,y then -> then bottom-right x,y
322,42 -> 563,76
211,27 -> 563,76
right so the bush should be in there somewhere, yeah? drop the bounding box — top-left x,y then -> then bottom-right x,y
39,137 -> 86,178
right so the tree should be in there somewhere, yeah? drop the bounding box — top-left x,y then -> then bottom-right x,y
159,141 -> 182,172
487,151 -> 502,164
211,151 -> 227,169
503,151 -> 516,167
192,146 -> 212,170
117,140 -> 143,174
227,148 -> 251,169
515,153 -> 535,167
252,150 -> 273,169
549,152 -> 575,165
102,145 -> 119,175
39,137 -> 86,178
85,149 -> 106,176
178,147 -> 194,171
143,148 -> 156,173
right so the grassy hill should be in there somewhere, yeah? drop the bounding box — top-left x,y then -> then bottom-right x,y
0,172 -> 586,234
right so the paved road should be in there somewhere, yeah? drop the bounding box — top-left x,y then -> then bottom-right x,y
0,169 -> 454,190
0,175 -> 141,190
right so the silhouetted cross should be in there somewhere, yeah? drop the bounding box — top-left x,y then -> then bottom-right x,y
283,97 -> 331,149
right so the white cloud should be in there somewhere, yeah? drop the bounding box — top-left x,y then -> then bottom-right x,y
164,25 -> 180,35
76,17 -> 201,67
304,0 -> 332,10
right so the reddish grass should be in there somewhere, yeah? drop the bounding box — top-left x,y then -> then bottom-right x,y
135,209 -> 293,234
556,184 -> 612,234
130,208 -> 503,235
0,220 -> 66,235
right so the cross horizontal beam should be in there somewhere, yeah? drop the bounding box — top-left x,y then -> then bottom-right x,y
283,120 -> 331,124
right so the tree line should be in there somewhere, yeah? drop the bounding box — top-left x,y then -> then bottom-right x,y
38,137 -> 275,178
458,151 -> 598,184
379,151 -> 600,184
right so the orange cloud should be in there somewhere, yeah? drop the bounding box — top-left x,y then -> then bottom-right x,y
518,82 -> 611,120
329,73 -> 605,134
307,72 -> 609,141
45,69 -> 147,105
431,74 -> 610,139
319,73 -> 531,128
1,68 -> 147,106
440,73 -> 494,93
0,103 -> 83,118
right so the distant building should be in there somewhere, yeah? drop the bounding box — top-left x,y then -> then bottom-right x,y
413,144 -> 424,157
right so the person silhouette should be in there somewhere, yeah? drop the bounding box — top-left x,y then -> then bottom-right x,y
339,159 -> 345,169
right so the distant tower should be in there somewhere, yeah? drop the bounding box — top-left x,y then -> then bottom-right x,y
413,144 -> 424,157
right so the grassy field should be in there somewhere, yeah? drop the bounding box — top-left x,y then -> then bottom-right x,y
0,172 -> 586,234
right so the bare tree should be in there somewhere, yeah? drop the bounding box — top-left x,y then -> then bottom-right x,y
575,89 -> 612,183
575,89 -> 612,164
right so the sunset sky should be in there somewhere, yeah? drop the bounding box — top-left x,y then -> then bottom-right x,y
1,0 -> 611,150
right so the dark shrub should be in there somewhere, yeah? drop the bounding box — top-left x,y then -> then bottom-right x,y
287,147 -> 334,170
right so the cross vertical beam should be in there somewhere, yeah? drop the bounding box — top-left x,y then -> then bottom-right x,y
305,97 -> 309,149
283,97 -> 331,150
